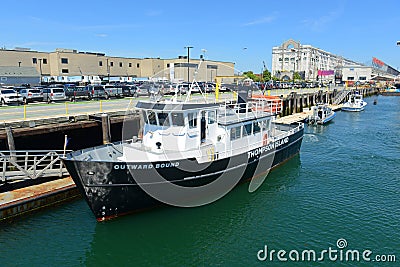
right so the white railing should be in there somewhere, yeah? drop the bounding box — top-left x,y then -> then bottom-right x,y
0,150 -> 70,183
217,98 -> 283,124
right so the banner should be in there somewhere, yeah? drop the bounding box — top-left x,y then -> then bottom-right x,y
318,70 -> 334,76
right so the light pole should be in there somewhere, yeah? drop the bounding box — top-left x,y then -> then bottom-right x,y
106,58 -> 110,82
184,46 -> 193,83
201,49 -> 207,82
38,59 -> 42,84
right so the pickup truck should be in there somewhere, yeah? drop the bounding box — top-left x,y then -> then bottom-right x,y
103,85 -> 124,99
64,86 -> 91,101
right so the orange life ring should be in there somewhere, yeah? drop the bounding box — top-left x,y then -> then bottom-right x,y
263,133 -> 268,145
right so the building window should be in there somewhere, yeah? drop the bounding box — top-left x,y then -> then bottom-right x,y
167,63 -> 170,68
99,61 -> 103,67
110,62 -> 114,67
43,59 -> 47,64
62,69 -> 69,73
32,58 -> 37,64
137,63 -> 140,68
119,62 -> 123,67
61,58 -> 68,64
129,63 -> 132,67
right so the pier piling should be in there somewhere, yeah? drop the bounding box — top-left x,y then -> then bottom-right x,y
101,114 -> 111,144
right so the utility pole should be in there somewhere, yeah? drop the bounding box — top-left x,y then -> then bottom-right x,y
185,46 -> 193,83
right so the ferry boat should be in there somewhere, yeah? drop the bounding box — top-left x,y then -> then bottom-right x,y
62,80 -> 304,221
341,91 -> 367,112
306,104 -> 336,125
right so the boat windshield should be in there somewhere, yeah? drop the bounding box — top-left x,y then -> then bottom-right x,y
144,110 -> 185,127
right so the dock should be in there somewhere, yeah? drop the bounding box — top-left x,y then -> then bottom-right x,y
0,177 -> 79,223
275,104 -> 342,124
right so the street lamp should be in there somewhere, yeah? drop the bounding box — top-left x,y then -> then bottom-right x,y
184,46 -> 193,83
201,49 -> 207,82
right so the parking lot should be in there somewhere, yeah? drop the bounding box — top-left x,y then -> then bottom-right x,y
0,82 -> 337,123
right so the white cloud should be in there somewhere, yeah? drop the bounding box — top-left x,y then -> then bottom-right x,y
243,15 -> 276,26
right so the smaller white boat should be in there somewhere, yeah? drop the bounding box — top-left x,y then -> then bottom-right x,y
341,91 -> 367,112
307,104 -> 336,125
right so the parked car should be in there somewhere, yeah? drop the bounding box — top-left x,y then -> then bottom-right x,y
103,84 -> 124,99
0,88 -> 22,105
64,86 -> 91,101
121,85 -> 137,97
42,87 -> 66,103
135,84 -> 151,96
86,85 -> 106,99
19,88 -> 43,104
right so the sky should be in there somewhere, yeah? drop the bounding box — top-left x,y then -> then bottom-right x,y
1,0 -> 400,73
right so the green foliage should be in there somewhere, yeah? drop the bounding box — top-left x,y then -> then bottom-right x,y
262,69 -> 271,81
243,71 -> 260,82
293,72 -> 302,81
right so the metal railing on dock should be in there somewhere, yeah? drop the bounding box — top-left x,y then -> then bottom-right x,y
0,150 -> 70,183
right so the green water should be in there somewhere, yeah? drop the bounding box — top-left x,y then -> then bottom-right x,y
1,96 -> 399,266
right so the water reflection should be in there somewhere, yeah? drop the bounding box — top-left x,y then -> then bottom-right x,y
84,156 -> 301,266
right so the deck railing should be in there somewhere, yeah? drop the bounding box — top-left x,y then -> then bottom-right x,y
0,150 -> 70,183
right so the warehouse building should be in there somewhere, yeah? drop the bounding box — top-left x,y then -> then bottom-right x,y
0,48 -> 234,85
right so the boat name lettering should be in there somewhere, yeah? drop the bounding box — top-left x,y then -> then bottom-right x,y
113,162 -> 179,170
247,137 -> 289,158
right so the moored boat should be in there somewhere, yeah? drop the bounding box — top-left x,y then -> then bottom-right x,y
62,80 -> 304,221
341,91 -> 367,112
306,104 -> 336,125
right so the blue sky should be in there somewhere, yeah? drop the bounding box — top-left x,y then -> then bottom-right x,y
1,0 -> 400,73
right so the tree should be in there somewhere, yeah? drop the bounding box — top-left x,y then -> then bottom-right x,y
262,69 -> 271,81
243,71 -> 260,82
293,72 -> 302,81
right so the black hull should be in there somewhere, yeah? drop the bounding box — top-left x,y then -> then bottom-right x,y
63,127 -> 304,221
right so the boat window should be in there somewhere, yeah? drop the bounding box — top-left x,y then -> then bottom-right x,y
188,112 -> 197,128
157,112 -> 171,127
208,111 -> 215,124
171,113 -> 184,126
242,123 -> 252,136
147,111 -> 157,125
253,121 -> 261,134
230,126 -> 241,140
142,111 -> 148,124
261,120 -> 269,131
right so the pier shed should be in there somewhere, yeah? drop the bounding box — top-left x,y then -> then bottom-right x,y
0,66 -> 40,86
